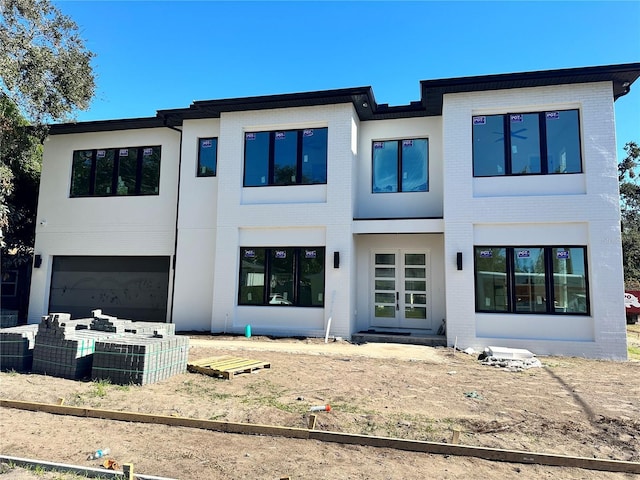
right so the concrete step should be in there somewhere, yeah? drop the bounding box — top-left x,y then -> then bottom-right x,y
351,332 -> 446,347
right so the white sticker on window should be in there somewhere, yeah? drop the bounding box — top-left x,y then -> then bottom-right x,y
303,129 -> 313,137
143,148 -> 153,156
373,142 -> 384,149
246,133 -> 256,140
275,250 -> 286,259
479,250 -> 492,258
557,250 -> 570,259
546,111 -> 560,120
275,132 -> 285,140
244,249 -> 256,258
403,140 -> 413,147
510,114 -> 523,123
201,140 -> 212,148
119,149 -> 129,156
473,116 -> 486,125
97,150 -> 106,158
305,249 -> 317,259
517,250 -> 530,258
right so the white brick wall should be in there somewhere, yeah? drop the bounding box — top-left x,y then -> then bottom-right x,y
442,81 -> 627,359
207,104 -> 358,337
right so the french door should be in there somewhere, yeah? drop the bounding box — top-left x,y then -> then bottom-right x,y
371,250 -> 431,330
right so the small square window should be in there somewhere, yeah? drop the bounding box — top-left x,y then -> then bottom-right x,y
197,138 -> 218,177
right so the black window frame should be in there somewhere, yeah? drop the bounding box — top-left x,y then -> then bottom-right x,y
472,109 -> 582,177
473,245 -> 590,315
371,138 -> 429,193
238,246 -> 326,307
70,145 -> 162,197
197,137 -> 218,177
243,127 -> 328,187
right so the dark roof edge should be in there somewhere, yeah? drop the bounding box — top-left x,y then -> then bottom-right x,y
421,63 -> 640,88
48,116 -> 172,135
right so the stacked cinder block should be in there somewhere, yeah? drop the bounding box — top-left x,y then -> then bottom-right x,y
0,324 -> 39,372
31,313 -> 117,379
92,333 -> 189,385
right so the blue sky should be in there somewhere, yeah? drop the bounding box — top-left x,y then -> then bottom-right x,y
56,1 -> 640,158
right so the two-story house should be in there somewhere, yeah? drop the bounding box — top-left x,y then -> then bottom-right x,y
27,63 -> 640,359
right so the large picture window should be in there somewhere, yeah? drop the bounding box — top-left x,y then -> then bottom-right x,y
474,246 -> 589,315
372,138 -> 428,193
472,109 -> 581,177
70,146 -> 161,197
244,128 -> 327,186
238,247 -> 325,307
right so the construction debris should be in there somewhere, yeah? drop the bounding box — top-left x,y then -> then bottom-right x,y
478,346 -> 542,371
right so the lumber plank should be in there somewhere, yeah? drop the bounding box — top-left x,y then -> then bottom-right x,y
1,399 -> 639,474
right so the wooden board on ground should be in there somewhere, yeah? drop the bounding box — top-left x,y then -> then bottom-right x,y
187,356 -> 271,379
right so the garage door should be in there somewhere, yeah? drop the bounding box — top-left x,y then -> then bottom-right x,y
49,256 -> 170,321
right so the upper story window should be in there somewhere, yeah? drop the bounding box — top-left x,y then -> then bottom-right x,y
244,128 -> 328,186
372,138 -> 428,193
70,146 -> 161,197
238,247 -> 325,307
474,245 -> 589,315
472,109 -> 582,177
197,138 -> 217,177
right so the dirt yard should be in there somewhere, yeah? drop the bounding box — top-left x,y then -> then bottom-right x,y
1,332 -> 639,480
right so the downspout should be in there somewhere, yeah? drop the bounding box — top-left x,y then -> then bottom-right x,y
163,121 -> 183,325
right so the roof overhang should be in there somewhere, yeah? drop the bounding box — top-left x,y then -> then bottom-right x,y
47,62 -> 640,135
420,63 -> 640,115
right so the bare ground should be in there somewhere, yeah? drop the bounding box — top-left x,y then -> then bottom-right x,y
1,332 -> 639,480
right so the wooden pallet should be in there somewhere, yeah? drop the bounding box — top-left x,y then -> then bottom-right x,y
187,356 -> 271,379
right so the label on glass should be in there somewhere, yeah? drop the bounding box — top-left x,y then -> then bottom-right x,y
246,133 -> 256,140
143,148 -> 153,156
402,140 -> 413,147
201,140 -> 212,148
473,116 -> 486,125
305,249 -> 317,259
546,111 -> 560,120
119,149 -> 129,156
479,250 -> 493,258
303,129 -> 314,137
373,142 -> 384,149
275,132 -> 285,140
275,250 -> 286,259
510,114 -> 523,123
244,249 -> 256,258
556,250 -> 570,259
97,150 -> 106,158
517,250 -> 530,258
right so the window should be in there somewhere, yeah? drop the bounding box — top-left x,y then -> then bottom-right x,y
472,109 -> 582,177
474,246 -> 589,315
244,128 -> 327,186
1,270 -> 18,297
238,247 -> 325,307
372,138 -> 428,193
70,146 -> 161,197
197,138 -> 217,177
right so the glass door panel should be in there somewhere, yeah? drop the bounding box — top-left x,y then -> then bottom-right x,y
373,253 -> 397,322
404,254 -> 427,323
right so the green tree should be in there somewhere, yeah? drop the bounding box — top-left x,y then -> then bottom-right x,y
1,0 -> 95,320
1,0 -> 95,255
619,141 -> 640,288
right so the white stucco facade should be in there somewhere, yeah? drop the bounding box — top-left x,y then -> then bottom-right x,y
27,63 -> 640,359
